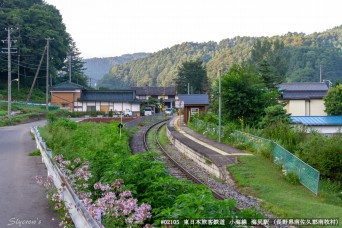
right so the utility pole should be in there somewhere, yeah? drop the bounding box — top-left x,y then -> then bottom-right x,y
27,46 -> 47,104
68,53 -> 72,82
7,28 -> 11,117
218,70 -> 222,143
17,51 -> 20,92
1,27 -> 17,117
45,38 -> 53,111
320,64 -> 322,83
17,28 -> 20,93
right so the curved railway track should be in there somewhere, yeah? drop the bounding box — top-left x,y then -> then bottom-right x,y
143,121 -> 225,200
130,117 -> 273,226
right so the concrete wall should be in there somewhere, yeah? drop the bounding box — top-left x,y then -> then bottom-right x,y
166,127 -> 223,180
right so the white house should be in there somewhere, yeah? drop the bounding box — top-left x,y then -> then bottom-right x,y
279,82 -> 329,116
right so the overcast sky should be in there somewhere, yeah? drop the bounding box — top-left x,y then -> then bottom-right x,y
45,0 -> 342,59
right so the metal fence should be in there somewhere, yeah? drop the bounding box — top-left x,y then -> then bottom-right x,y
191,119 -> 320,195
0,101 -> 60,111
31,126 -> 101,227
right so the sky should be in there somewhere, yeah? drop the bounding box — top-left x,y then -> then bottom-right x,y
45,0 -> 342,59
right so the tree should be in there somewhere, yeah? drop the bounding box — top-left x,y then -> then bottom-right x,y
175,60 -> 209,94
58,39 -> 88,87
250,39 -> 288,87
220,63 -> 279,125
324,84 -> 342,115
259,104 -> 290,128
0,0 -> 82,90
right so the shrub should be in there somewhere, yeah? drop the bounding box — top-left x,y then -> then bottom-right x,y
258,142 -> 273,160
29,149 -> 41,156
283,171 -> 300,185
297,133 -> 342,182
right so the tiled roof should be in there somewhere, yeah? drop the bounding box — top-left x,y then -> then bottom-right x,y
279,82 -> 329,100
50,81 -> 85,91
78,90 -> 140,103
131,86 -> 176,96
178,94 -> 209,105
290,116 -> 342,126
279,82 -> 329,91
282,91 -> 327,99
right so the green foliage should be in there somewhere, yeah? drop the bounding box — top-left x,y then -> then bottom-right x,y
158,189 -> 236,219
297,133 -> 342,181
47,112 -> 57,125
251,39 -> 288,87
84,53 -> 150,86
175,60 -> 209,94
283,172 -> 300,185
98,27 -> 342,89
0,0 -> 88,91
261,122 -> 307,153
220,63 -> 279,125
319,179 -> 342,206
28,149 -> 41,156
259,104 -> 290,128
43,117 -> 259,225
324,84 -> 342,115
228,155 -> 342,218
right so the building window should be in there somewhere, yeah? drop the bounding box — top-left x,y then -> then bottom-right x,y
87,106 -> 96,111
191,108 -> 199,116
61,103 -> 69,109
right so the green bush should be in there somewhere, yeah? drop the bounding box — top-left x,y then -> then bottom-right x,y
261,122 -> 307,152
284,171 -> 300,185
258,142 -> 273,160
297,133 -> 342,182
43,119 -> 262,226
29,149 -> 41,156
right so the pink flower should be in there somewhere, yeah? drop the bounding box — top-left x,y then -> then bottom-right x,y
35,175 -> 43,185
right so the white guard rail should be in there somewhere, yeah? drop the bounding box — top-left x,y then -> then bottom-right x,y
31,126 -> 101,228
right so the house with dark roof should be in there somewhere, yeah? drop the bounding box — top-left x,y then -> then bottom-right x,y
290,116 -> 342,134
50,81 -> 85,110
279,82 -> 329,116
74,90 -> 140,114
131,86 -> 177,108
178,94 -> 209,123
50,82 -> 141,115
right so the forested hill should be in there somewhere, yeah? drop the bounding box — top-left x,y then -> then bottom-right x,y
84,53 -> 149,84
0,0 -> 88,89
99,25 -> 342,89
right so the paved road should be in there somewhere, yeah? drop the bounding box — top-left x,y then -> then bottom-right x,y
0,121 -> 60,227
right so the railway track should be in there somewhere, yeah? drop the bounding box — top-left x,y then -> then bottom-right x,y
129,117 -> 273,226
143,121 -> 225,200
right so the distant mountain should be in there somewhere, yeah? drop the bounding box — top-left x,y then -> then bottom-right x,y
83,53 -> 150,86
98,25 -> 342,89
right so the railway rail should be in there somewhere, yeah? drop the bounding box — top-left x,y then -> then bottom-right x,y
143,120 -> 225,200
131,116 -> 273,225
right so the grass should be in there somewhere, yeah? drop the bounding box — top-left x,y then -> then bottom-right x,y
157,125 -> 170,147
28,149 -> 41,156
228,154 -> 342,219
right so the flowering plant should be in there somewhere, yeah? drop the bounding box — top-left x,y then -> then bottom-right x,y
37,154 -> 151,227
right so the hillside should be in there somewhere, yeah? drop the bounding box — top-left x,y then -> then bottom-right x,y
98,25 -> 342,89
84,53 -> 149,86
